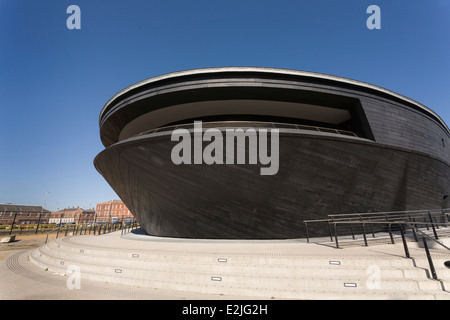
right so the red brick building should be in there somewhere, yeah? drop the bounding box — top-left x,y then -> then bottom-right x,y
49,207 -> 95,225
95,200 -> 134,223
0,203 -> 51,225
79,209 -> 95,224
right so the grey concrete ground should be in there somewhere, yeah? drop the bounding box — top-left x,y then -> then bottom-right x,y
1,229 -> 449,300
1,247 -> 262,300
0,232 -> 268,300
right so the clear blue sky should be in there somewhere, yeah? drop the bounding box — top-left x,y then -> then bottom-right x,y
1,0 -> 449,211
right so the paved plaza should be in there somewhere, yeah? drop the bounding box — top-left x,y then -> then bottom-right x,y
1,230 -> 450,300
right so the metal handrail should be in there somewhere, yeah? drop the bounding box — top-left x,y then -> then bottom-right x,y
43,221 -> 137,244
403,221 -> 450,251
305,208 -> 449,229
135,121 -> 358,138
396,220 -> 449,280
304,209 -> 450,281
327,208 -> 450,220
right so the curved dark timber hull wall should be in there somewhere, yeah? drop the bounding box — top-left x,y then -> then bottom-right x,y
95,67 -> 450,239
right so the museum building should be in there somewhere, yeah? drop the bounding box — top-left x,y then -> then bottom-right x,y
94,67 -> 450,239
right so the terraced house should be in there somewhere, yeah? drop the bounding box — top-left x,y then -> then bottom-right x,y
49,206 -> 95,225
0,203 -> 50,225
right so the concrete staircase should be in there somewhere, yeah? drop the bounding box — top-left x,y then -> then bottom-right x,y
29,233 -> 450,300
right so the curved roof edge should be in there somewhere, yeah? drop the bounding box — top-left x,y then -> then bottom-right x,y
100,67 -> 449,133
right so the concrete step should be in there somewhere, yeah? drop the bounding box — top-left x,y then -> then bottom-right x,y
47,237 -> 416,268
29,233 -> 450,300
42,239 -> 430,278
40,242 -> 430,282
28,248 -> 448,300
30,240 -> 448,296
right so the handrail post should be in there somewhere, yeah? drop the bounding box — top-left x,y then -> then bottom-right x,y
411,218 -> 418,242
9,212 -> 17,235
35,213 -> 42,234
304,222 -> 309,243
362,223 -> 368,246
422,235 -> 438,280
328,222 -> 333,242
388,223 -> 395,244
423,213 -> 429,230
434,211 -> 440,229
349,220 -> 355,240
368,217 -> 375,238
399,223 -> 410,258
385,215 -> 395,243
334,223 -> 339,249
428,212 -> 439,240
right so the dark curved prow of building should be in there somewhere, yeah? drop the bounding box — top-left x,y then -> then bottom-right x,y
95,67 -> 450,239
